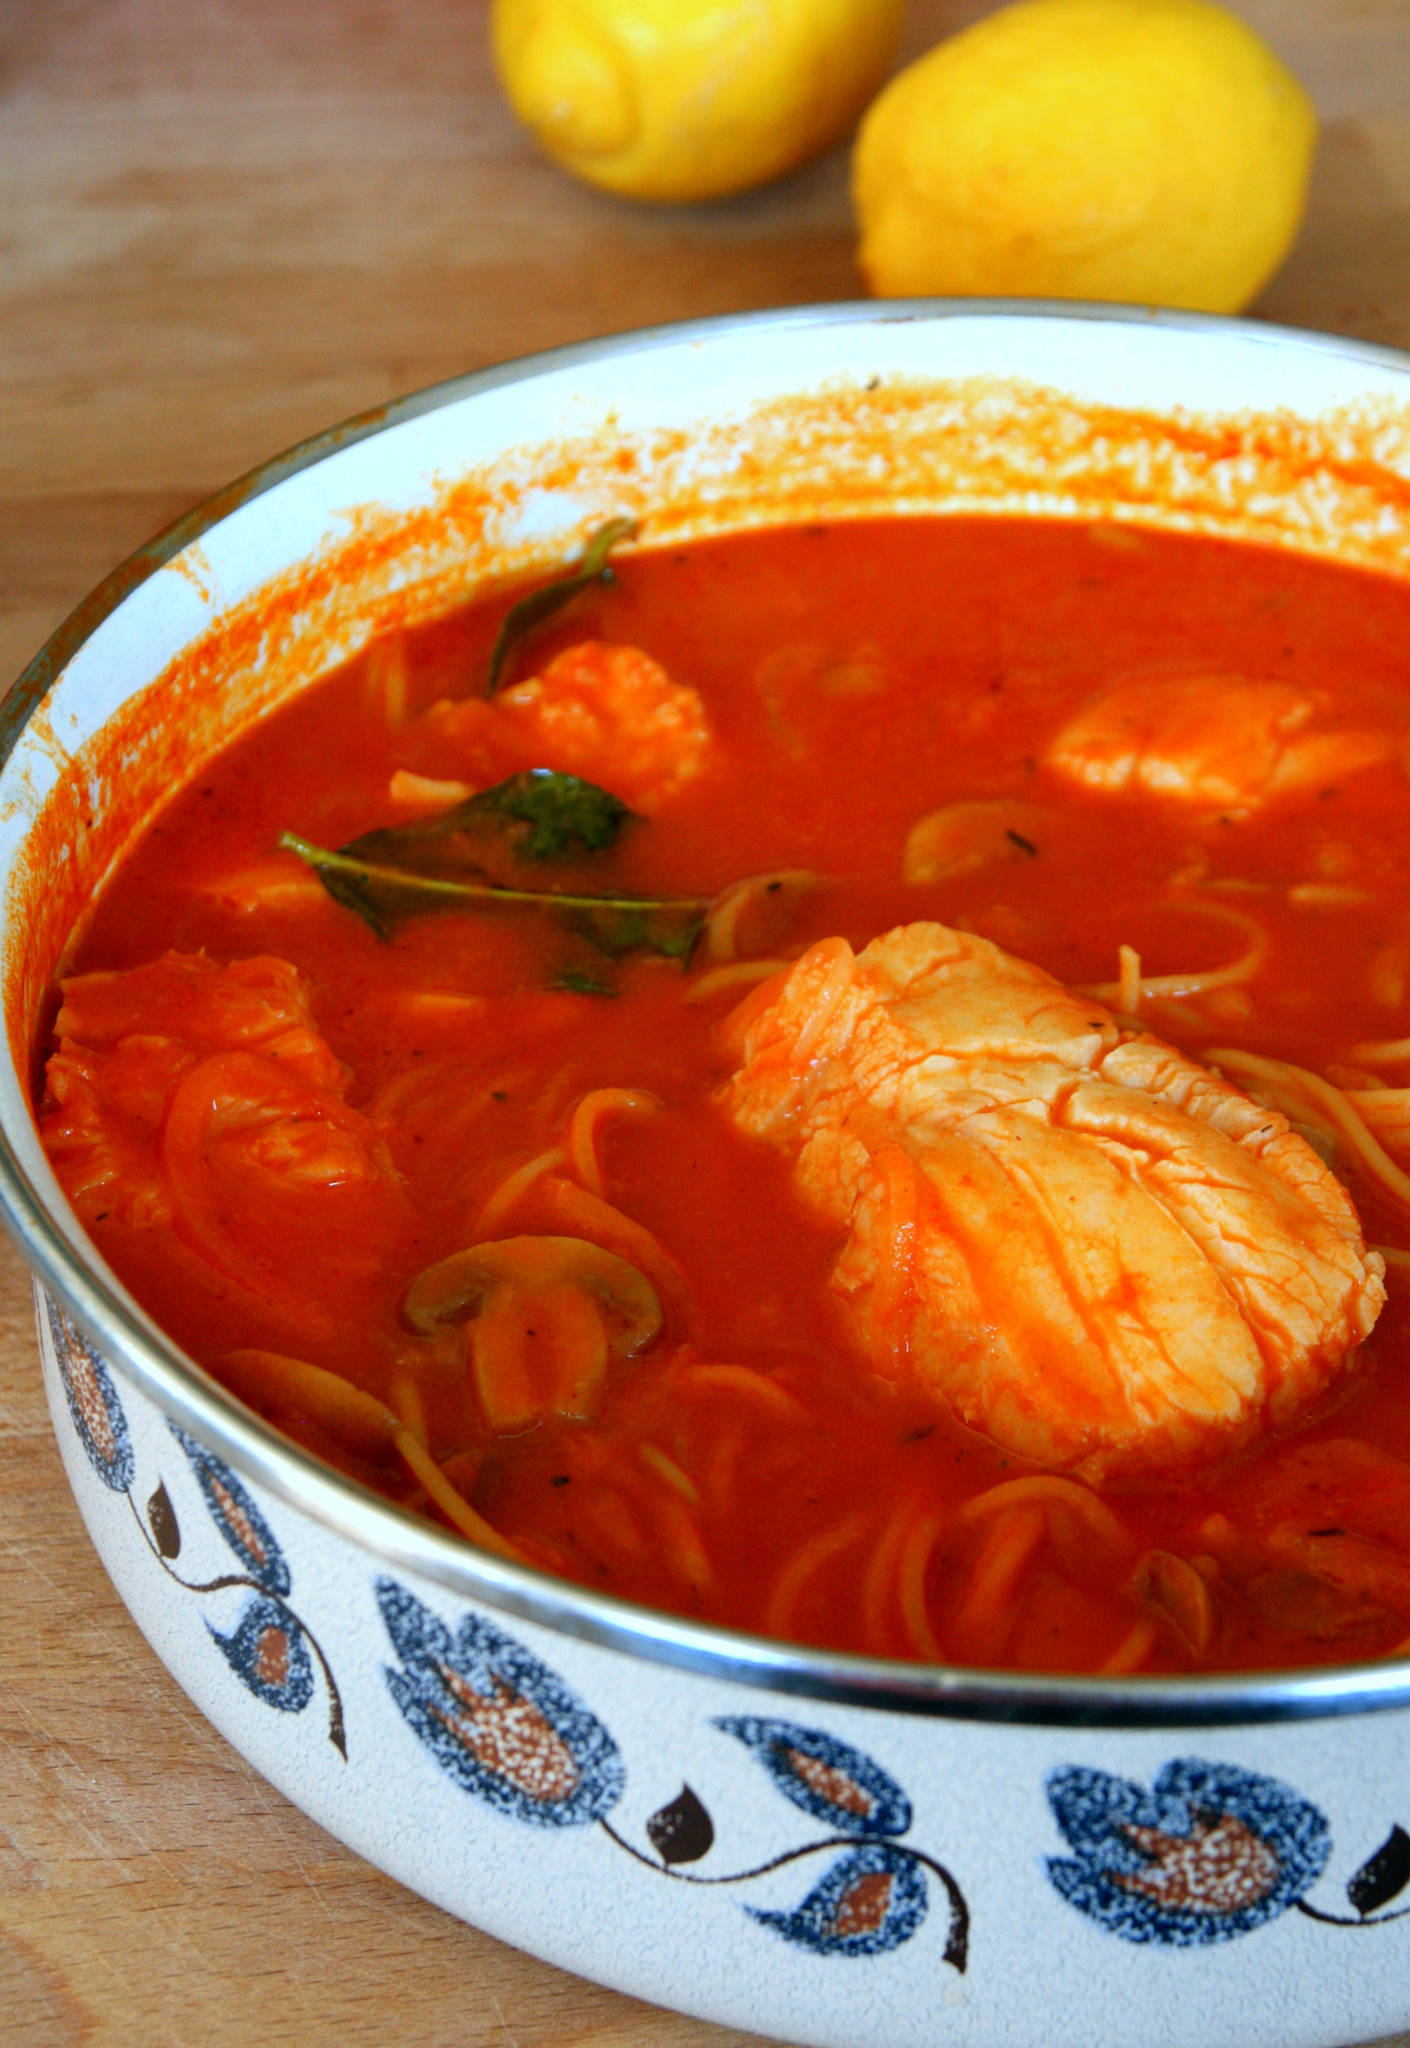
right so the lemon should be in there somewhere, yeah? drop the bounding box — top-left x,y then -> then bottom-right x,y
492,0 -> 905,204
853,0 -> 1317,313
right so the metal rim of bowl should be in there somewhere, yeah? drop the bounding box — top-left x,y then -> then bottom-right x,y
8,296 -> 1410,1731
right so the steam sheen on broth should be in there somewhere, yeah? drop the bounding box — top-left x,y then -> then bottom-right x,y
36,516 -> 1410,1676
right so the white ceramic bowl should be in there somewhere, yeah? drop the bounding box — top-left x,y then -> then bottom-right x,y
7,304 -> 1410,2048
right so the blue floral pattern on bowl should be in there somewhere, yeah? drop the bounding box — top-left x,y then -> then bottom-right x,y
172,1424 -> 292,1595
44,1287 -> 1410,1993
208,1591 -> 316,1711
376,1581 -> 970,1966
48,1296 -> 134,1492
377,1576 -> 624,1827
715,1715 -> 913,1837
1047,1759 -> 1331,1945
747,1839 -> 930,1958
44,1295 -> 345,1752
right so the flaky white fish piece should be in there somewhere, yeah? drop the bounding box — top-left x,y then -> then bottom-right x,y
1046,675 -> 1391,809
720,922 -> 1385,1483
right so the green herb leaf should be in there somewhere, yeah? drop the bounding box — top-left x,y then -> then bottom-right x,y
551,967 -> 617,997
336,770 -> 633,885
463,770 -> 632,862
565,897 -> 706,960
308,861 -> 398,941
487,516 -> 639,695
279,830 -> 709,960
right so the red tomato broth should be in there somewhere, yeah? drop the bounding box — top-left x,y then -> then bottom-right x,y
37,514 -> 1410,1676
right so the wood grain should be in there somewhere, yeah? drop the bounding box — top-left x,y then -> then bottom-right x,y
0,2 -> 1407,2042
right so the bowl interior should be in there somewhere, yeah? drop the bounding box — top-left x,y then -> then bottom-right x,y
8,301 -> 1410,1723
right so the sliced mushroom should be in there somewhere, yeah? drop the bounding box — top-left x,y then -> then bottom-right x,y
402,1234 -> 663,1434
701,869 -> 820,964
1132,1548 -> 1214,1659
903,800 -> 1051,884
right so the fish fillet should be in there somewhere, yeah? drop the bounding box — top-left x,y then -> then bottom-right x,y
1046,675 -> 1390,809
721,923 -> 1385,1482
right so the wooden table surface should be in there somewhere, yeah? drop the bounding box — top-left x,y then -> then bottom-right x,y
2,2 -> 1409,2042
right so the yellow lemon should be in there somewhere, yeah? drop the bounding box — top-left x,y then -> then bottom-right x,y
492,0 -> 905,204
853,0 -> 1317,313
